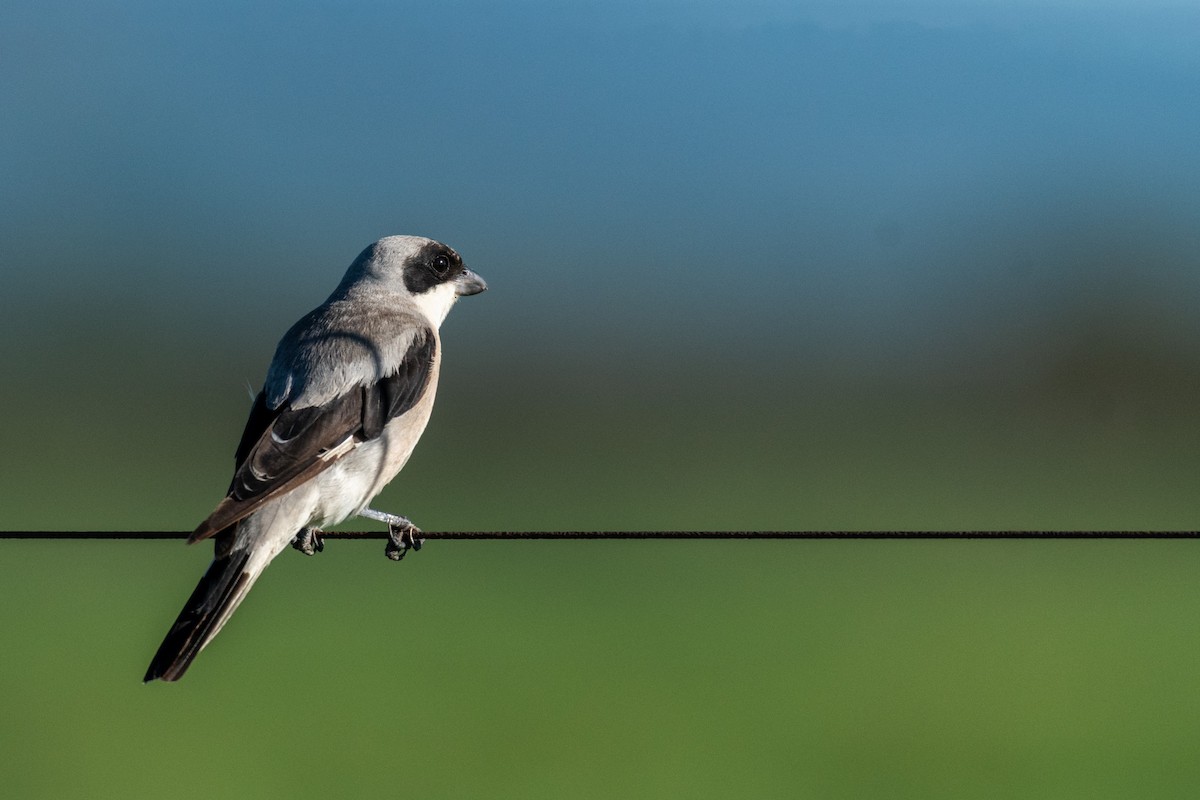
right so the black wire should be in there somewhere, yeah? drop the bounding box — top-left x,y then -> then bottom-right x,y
0,531 -> 1196,539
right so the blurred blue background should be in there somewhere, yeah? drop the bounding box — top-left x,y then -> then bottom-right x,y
2,1 -> 1200,797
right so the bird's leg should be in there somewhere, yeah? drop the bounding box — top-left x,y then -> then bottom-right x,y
291,527 -> 325,556
359,507 -> 424,561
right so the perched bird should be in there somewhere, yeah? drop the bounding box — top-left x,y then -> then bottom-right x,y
144,235 -> 486,682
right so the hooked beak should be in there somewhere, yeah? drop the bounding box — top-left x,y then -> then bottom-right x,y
455,268 -> 487,296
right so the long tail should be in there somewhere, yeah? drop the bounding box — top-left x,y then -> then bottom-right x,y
144,542 -> 261,682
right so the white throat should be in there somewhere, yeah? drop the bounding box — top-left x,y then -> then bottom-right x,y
411,281 -> 459,328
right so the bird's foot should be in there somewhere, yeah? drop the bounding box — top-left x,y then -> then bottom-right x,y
359,508 -> 425,561
386,517 -> 423,561
291,527 -> 325,556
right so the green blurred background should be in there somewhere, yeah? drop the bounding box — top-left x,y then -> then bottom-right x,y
3,1 -> 1200,797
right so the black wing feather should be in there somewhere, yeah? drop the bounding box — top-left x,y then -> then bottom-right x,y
190,331 -> 436,542
225,398 -> 361,503
233,391 -> 276,470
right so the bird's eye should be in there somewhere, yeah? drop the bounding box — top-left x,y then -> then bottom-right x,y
432,254 -> 451,276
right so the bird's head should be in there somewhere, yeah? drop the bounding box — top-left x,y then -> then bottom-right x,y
340,235 -> 487,326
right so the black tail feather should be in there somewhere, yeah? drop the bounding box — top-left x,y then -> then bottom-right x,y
144,547 -> 252,682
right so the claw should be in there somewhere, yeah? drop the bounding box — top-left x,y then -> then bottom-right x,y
385,518 -> 423,562
359,507 -> 425,562
291,527 -> 324,556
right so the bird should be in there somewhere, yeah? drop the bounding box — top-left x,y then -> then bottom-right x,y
144,235 -> 486,682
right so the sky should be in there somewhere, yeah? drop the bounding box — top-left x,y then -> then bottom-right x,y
4,2 -> 1199,351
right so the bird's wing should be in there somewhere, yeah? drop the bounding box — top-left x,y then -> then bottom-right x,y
189,329 -> 437,543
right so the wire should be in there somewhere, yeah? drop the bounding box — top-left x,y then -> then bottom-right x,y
0,531 -> 1195,539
